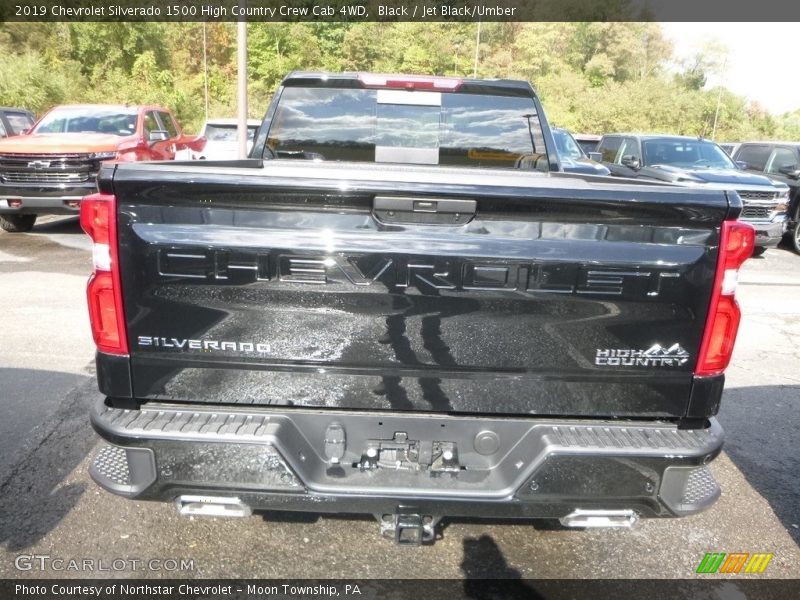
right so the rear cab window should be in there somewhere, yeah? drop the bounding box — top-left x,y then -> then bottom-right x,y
265,86 -> 547,170
205,125 -> 237,141
205,125 -> 260,142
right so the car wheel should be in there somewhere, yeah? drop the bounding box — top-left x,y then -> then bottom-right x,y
751,246 -> 767,257
792,221 -> 800,254
0,214 -> 37,233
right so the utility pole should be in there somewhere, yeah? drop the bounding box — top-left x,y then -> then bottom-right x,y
472,22 -> 482,78
237,14 -> 248,159
203,23 -> 209,123
711,58 -> 728,141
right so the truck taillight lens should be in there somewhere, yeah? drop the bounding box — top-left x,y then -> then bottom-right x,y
80,193 -> 128,355
695,220 -> 754,376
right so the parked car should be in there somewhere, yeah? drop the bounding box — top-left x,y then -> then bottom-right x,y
732,141 -> 800,253
597,134 -> 789,253
0,104 -> 205,233
192,118 -> 261,160
552,128 -> 610,176
0,107 -> 35,139
573,133 -> 602,155
719,142 -> 740,157
83,72 -> 752,544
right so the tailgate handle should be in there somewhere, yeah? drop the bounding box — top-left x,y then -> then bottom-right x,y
373,196 -> 476,225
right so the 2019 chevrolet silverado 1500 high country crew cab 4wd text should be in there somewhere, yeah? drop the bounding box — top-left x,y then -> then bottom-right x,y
82,72 -> 753,545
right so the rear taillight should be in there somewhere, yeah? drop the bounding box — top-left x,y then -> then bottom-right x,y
695,220 -> 754,376
80,193 -> 128,355
358,73 -> 463,91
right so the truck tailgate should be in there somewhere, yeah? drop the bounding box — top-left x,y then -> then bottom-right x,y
111,161 -> 730,418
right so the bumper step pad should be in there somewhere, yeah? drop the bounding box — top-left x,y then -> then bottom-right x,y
92,445 -> 131,487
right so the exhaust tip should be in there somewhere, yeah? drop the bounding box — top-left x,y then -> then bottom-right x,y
559,509 -> 639,529
175,495 -> 252,518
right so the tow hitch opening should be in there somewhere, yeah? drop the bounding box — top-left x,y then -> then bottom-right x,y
378,510 -> 439,545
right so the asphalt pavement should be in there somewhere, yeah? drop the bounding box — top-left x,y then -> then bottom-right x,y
0,216 -> 798,580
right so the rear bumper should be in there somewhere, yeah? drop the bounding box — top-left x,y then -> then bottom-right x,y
0,182 -> 95,214
90,397 -> 723,522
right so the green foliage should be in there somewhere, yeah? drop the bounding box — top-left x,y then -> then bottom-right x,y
0,21 -> 797,140
0,52 -> 83,114
248,23 -> 325,112
675,40 -> 728,91
69,23 -> 170,78
775,110 -> 800,140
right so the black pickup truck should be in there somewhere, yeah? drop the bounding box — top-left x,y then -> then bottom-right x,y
82,72 -> 753,544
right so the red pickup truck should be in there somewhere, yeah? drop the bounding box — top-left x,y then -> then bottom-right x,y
0,104 -> 205,232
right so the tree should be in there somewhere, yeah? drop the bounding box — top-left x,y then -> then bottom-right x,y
675,39 -> 728,91
0,22 -> 796,141
69,23 -> 169,78
248,23 -> 324,112
0,52 -> 82,114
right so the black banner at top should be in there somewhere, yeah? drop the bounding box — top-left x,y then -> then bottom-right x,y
2,0 -> 800,22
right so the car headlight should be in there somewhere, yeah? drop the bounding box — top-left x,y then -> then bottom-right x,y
773,189 -> 790,213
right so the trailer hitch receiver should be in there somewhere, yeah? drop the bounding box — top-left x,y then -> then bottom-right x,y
378,509 -> 437,545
